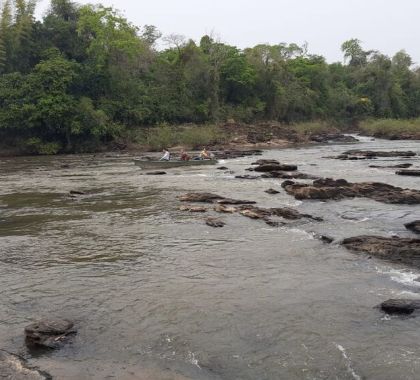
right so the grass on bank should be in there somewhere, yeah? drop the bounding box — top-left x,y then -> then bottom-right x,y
359,118 -> 420,138
138,124 -> 228,151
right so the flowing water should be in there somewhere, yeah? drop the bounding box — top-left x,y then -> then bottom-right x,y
0,137 -> 420,380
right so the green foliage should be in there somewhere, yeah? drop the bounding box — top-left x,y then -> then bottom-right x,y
0,0 -> 420,155
359,118 -> 420,138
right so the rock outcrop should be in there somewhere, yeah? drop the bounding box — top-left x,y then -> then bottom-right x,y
282,178 -> 420,204
329,150 -> 417,160
342,235 -> 420,268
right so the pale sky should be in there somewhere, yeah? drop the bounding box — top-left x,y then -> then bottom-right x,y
35,0 -> 420,65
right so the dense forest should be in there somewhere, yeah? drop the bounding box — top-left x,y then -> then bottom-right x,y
1,0 -> 420,154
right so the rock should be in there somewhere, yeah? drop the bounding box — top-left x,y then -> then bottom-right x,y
379,299 -> 420,315
240,209 -> 267,220
235,175 -> 261,180
179,205 -> 207,213
330,150 -> 417,160
0,350 -> 51,379
178,193 -> 224,203
254,163 -> 298,172
369,163 -> 413,169
310,133 -> 358,143
282,178 -> 420,204
319,235 -> 334,244
214,205 -> 237,213
69,190 -> 85,195
25,319 -> 76,349
217,198 -> 256,205
270,207 -> 323,221
60,164 -> 70,169
396,170 -> 420,177
252,159 -> 280,166
405,221 -> 420,234
146,171 -> 167,175
261,171 -> 319,180
217,166 -> 229,170
205,217 -> 225,228
342,235 -> 420,268
265,188 -> 280,194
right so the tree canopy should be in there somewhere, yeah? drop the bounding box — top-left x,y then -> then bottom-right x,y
1,0 -> 419,153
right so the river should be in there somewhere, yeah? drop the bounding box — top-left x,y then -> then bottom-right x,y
0,137 -> 420,379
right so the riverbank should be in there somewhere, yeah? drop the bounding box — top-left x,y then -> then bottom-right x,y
1,119 -> 419,158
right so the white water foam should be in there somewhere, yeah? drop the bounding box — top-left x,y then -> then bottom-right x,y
187,351 -> 201,369
377,268 -> 420,288
334,343 -> 362,380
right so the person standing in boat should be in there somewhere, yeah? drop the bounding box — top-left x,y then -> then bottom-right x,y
160,149 -> 171,161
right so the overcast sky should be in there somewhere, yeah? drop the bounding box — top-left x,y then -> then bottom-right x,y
35,0 -> 420,65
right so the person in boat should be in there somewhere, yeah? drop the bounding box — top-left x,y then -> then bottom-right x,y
200,147 -> 211,160
160,149 -> 171,161
180,149 -> 191,161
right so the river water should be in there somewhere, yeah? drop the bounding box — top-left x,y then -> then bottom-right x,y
0,137 -> 420,380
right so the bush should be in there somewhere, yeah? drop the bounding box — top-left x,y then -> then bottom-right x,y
25,138 -> 62,155
359,118 -> 420,138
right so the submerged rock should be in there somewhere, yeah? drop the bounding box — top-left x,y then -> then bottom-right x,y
217,166 -> 229,170
379,299 -> 420,315
330,150 -> 417,160
69,190 -> 85,196
179,205 -> 207,213
342,235 -> 420,268
405,221 -> 420,234
282,178 -> 420,205
235,175 -> 261,180
0,350 -> 51,380
145,171 -> 167,175
251,159 -> 280,166
205,217 -> 225,228
369,163 -> 413,169
217,198 -> 256,205
396,169 -> 420,177
214,205 -> 236,213
261,171 -> 319,180
265,188 -> 280,194
178,193 -> 224,203
254,163 -> 298,172
25,319 -> 76,349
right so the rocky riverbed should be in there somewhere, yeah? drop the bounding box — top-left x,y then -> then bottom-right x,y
1,135 -> 420,379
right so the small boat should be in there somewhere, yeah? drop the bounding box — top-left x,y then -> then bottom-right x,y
133,159 -> 218,169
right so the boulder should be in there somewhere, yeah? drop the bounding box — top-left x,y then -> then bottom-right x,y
342,235 -> 420,268
379,299 -> 420,315
405,221 -> 420,234
217,166 -> 229,170
270,207 -> 323,221
0,350 -> 51,380
205,217 -> 225,228
25,319 -> 76,349
310,133 -> 359,143
396,170 -> 420,177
